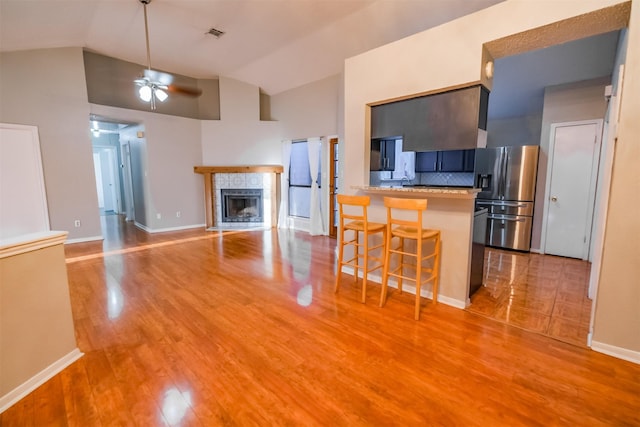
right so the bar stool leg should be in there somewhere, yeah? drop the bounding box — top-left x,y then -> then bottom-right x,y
397,237 -> 404,294
335,224 -> 345,293
432,235 -> 441,304
361,231 -> 368,303
380,226 -> 392,307
415,238 -> 423,320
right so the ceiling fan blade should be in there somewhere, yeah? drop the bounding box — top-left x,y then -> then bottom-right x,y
144,69 -> 173,85
167,84 -> 203,97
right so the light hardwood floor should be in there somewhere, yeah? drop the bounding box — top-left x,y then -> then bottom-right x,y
2,216 -> 639,426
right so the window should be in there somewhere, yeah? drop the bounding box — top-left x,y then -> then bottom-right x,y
288,140 -> 321,218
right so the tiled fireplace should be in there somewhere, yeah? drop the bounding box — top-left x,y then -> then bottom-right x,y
214,173 -> 271,228
194,165 -> 283,230
220,189 -> 263,223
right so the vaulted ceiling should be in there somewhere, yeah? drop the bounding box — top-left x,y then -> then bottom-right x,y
1,0 -> 622,118
0,0 -> 504,95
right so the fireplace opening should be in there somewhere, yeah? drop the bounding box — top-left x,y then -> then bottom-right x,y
221,189 -> 263,223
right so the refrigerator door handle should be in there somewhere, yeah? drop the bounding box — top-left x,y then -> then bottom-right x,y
488,215 -> 527,222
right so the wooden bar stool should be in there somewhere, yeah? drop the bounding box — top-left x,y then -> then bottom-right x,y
380,197 -> 441,320
335,194 -> 386,303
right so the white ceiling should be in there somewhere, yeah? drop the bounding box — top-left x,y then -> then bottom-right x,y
1,0 -> 621,117
0,0 -> 503,95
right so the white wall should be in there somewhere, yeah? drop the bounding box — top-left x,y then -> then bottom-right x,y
0,48 -> 101,241
201,77 -> 282,165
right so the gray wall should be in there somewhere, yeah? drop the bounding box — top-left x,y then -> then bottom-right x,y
0,48 -> 102,241
486,114 -> 542,147
271,74 -> 341,139
84,51 -> 220,120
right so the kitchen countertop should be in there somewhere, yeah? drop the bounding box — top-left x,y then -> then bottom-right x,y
354,185 -> 481,199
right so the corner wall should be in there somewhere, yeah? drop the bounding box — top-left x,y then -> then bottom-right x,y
0,48 -> 101,241
592,0 -> 640,360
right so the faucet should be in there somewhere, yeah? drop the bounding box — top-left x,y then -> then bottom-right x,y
401,176 -> 411,186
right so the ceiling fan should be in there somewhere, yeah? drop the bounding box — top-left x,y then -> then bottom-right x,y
134,0 -> 202,110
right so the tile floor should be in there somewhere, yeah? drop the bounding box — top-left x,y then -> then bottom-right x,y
467,247 -> 593,347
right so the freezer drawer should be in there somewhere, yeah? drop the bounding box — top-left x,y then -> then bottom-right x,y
476,200 -> 534,216
486,214 -> 533,251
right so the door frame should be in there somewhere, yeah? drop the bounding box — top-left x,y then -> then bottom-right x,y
328,137 -> 339,238
540,119 -> 603,260
92,145 -> 122,214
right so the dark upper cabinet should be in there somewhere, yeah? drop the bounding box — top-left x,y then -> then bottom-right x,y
371,85 -> 489,152
416,149 -> 475,172
463,149 -> 476,172
439,150 -> 465,172
370,138 -> 397,171
415,151 -> 438,172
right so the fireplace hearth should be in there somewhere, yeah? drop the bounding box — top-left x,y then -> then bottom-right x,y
220,189 -> 263,223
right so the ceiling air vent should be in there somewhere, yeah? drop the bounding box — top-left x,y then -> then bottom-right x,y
206,27 -> 225,38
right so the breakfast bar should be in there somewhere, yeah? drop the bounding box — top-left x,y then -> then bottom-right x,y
351,185 -> 481,308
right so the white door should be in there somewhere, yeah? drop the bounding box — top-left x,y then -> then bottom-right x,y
544,122 -> 601,260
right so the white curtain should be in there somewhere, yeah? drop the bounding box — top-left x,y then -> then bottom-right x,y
307,137 -> 324,235
278,140 -> 292,229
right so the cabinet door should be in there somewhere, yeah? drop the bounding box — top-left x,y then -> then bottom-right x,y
383,140 -> 396,171
464,149 -> 476,172
438,150 -> 465,172
415,151 -> 438,172
370,139 -> 382,171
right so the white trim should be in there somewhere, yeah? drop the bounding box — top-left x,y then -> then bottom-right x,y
65,235 -> 103,245
0,123 -> 51,238
591,341 -> 640,365
289,216 -> 311,233
134,222 -> 206,234
0,348 -> 83,413
0,231 -> 68,258
341,266 -> 467,310
540,119 -> 602,260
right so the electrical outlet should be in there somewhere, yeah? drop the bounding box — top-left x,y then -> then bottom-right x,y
74,220 -> 81,227
176,211 -> 181,218
156,213 -> 161,219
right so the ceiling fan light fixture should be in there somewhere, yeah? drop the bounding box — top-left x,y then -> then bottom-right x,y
139,85 -> 152,102
154,88 -> 168,102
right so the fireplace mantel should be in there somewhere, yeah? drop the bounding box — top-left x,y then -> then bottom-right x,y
194,165 -> 283,229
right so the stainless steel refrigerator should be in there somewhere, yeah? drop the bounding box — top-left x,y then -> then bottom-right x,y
474,145 -> 539,251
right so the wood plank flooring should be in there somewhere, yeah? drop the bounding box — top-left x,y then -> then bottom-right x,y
2,216 -> 639,426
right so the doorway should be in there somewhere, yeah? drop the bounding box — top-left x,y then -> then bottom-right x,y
90,117 -> 142,229
328,137 -> 339,238
542,120 -> 602,260
92,146 -> 121,215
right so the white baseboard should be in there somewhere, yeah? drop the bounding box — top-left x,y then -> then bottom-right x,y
0,348 -> 84,413
591,340 -> 640,365
134,222 -> 206,234
65,235 -> 103,244
529,247 -> 542,254
342,266 -> 467,309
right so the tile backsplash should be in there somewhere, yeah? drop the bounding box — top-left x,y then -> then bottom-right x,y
370,171 -> 474,187
420,172 -> 474,187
